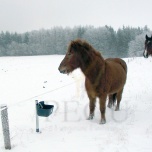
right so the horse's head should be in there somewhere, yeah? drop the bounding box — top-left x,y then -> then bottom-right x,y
143,35 -> 152,58
58,40 -> 83,74
58,39 -> 102,74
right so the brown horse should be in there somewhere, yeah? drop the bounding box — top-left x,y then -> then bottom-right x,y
58,39 -> 127,124
143,34 -> 152,58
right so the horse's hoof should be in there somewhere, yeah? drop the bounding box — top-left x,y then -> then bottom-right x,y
115,107 -> 119,111
100,119 -> 106,124
87,116 -> 93,120
107,104 -> 112,109
87,114 -> 94,120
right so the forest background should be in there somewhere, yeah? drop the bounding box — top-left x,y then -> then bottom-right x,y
0,25 -> 150,58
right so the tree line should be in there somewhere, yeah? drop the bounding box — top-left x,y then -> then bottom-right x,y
0,25 -> 151,58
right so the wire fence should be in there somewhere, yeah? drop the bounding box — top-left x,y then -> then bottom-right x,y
0,79 -> 80,112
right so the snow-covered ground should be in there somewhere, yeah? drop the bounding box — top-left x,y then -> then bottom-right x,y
0,55 -> 152,152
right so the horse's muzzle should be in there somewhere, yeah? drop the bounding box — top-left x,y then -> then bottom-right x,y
59,70 -> 67,74
58,66 -> 68,74
143,52 -> 148,58
143,50 -> 149,58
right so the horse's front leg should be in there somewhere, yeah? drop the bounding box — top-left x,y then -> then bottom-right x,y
87,96 -> 96,120
99,94 -> 107,124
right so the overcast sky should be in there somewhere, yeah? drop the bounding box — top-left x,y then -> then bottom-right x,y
0,0 -> 151,33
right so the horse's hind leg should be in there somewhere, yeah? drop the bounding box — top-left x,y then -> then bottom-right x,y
107,95 -> 113,108
115,89 -> 123,111
107,93 -> 117,108
87,96 -> 96,120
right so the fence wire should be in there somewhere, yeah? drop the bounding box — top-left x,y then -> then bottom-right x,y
0,79 -> 80,112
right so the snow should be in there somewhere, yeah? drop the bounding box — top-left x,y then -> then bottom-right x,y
0,55 -> 152,152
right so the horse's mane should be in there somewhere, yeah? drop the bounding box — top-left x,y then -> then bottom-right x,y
69,39 -> 104,61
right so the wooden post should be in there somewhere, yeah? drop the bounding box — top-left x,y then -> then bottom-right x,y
0,104 -> 11,150
35,100 -> 39,132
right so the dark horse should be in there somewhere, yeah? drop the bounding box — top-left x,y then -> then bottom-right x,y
58,39 -> 127,124
143,35 -> 152,58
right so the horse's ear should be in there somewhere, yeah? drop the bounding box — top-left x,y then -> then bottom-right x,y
70,40 -> 82,52
71,41 -> 78,50
146,34 -> 149,40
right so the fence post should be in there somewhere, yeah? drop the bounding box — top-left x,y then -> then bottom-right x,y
0,104 -> 11,150
35,100 -> 39,132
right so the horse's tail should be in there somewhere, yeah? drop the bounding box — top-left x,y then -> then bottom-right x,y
119,59 -> 127,74
112,93 -> 117,106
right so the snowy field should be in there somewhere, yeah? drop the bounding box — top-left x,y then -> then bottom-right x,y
0,55 -> 152,152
